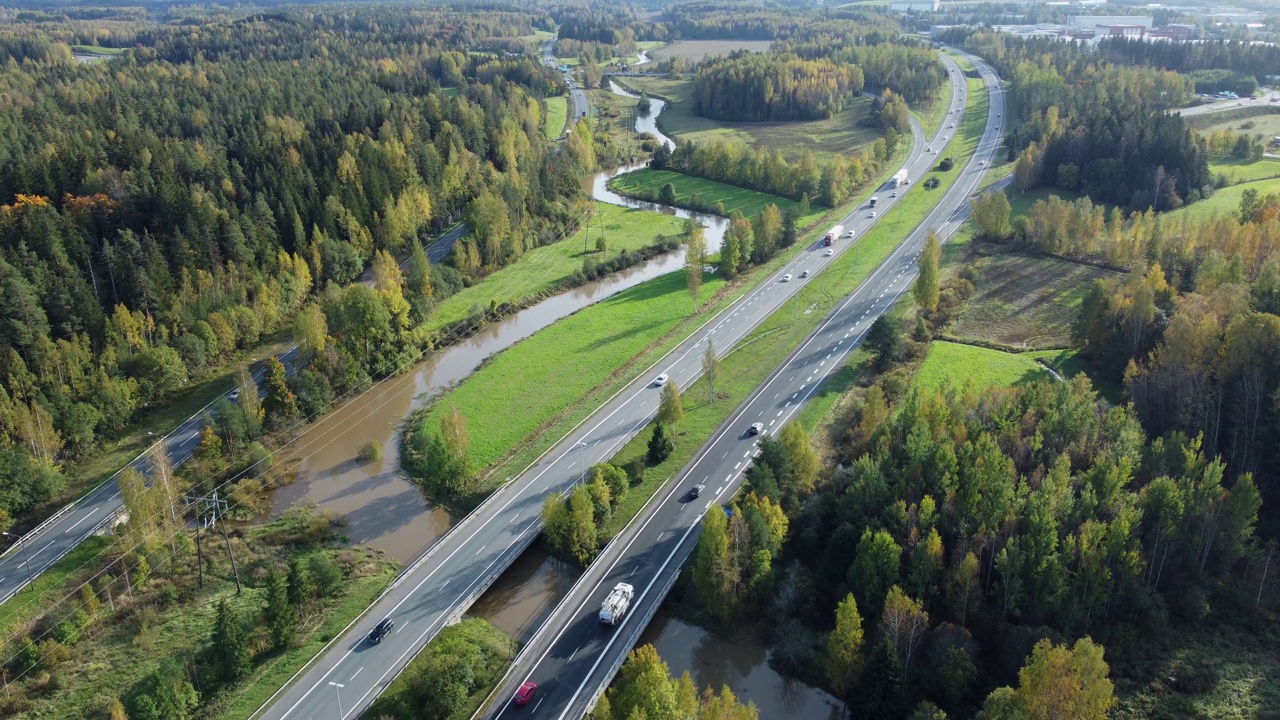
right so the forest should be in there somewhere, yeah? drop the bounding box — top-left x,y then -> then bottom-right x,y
1098,37 -> 1280,85
0,5 -> 600,533
652,131 -> 900,208
692,51 -> 863,122
687,373 -> 1268,718
781,28 -> 947,107
961,32 -> 1209,209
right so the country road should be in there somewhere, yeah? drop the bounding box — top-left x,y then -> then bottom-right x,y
477,48 -> 1006,720
0,223 -> 464,607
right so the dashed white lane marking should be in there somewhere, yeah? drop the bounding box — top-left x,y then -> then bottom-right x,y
475,545 -> 486,556
351,667 -> 363,680
734,462 -> 742,470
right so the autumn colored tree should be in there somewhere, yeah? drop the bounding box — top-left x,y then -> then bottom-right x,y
913,229 -> 941,313
827,593 -> 866,696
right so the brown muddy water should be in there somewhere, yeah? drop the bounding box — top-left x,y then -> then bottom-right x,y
268,82 -> 718,562
465,546 -> 581,643
638,609 -> 844,720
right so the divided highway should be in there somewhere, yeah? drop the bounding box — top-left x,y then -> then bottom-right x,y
0,224 -> 464,607
256,53 -> 974,720
479,49 -> 1006,720
542,34 -> 590,123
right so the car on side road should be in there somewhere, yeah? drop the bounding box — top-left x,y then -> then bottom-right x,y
653,373 -> 668,386
514,682 -> 537,706
368,617 -> 394,644
749,422 -> 764,435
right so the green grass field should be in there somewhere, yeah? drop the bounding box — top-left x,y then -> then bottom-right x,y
71,45 -> 125,56
1209,157 -> 1280,185
1190,105 -> 1280,138
912,341 -> 1063,394
620,76 -> 883,163
543,96 -> 568,140
608,169 -> 825,227
1166,176 -> 1280,224
427,203 -> 685,333
598,71 -> 993,537
952,254 -> 1117,348
418,269 -> 725,476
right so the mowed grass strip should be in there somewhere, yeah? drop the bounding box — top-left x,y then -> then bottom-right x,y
608,169 -> 825,227
543,96 -> 568,140
419,270 -> 725,474
427,203 -> 685,333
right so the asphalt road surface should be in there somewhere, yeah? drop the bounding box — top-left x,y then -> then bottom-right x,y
542,34 -> 590,123
1176,90 -> 1280,117
0,224 -> 464,606
478,49 -> 1005,720
253,50 -> 982,720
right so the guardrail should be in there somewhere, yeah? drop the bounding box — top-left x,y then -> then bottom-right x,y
467,477 -> 671,720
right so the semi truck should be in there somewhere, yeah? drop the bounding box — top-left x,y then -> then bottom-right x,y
823,224 -> 844,246
891,169 -> 910,187
869,196 -> 879,208
599,582 -> 635,625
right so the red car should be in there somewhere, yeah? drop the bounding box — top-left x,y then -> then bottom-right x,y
514,681 -> 537,706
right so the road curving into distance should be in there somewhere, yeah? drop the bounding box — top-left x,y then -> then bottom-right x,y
476,48 -> 1006,720
0,224 -> 464,607
254,50 -> 980,720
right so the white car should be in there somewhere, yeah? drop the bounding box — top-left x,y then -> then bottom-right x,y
869,211 -> 877,218
782,273 -> 792,282
825,248 -> 835,256
891,191 -> 898,198
948,123 -> 955,128
980,160 -> 986,166
653,373 -> 668,386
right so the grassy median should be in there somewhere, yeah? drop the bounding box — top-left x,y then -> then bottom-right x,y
543,96 -> 568,140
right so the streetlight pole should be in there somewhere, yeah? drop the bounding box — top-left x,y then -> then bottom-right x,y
2,532 -> 33,591
577,441 -> 588,483
328,681 -> 345,718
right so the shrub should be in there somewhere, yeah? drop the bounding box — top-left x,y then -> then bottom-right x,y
939,157 -> 955,171
309,553 -> 344,597
357,440 -> 382,463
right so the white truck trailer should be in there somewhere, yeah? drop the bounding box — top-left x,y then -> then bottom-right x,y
599,582 -> 635,625
891,169 -> 909,187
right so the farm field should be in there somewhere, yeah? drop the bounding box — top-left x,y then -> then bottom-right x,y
608,169 -> 825,227
621,76 -> 883,163
950,253 -> 1118,348
648,39 -> 773,63
1188,104 -> 1280,138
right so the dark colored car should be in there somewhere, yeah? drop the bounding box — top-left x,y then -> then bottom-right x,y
368,617 -> 394,644
690,484 -> 705,499
514,681 -> 537,706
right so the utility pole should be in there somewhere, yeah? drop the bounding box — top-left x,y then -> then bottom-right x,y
185,491 -> 240,593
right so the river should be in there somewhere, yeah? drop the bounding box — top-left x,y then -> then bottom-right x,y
266,73 -> 837,716
270,81 -> 713,562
